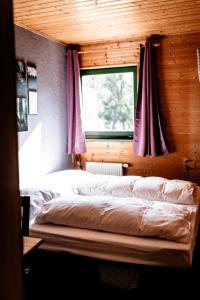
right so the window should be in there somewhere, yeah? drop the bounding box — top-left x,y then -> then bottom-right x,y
81,66 -> 137,140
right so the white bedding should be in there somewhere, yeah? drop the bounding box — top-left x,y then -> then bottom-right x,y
35,194 -> 197,243
71,174 -> 198,205
22,169 -> 200,267
21,169 -> 200,247
21,170 -> 199,206
21,169 -> 93,197
20,187 -> 60,223
20,169 -> 93,223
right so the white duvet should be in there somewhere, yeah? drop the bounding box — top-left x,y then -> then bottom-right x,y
21,170 -> 199,206
35,194 -> 198,243
72,174 -> 199,205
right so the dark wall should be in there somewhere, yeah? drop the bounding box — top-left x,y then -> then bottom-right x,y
15,25 -> 71,187
0,4 -> 23,300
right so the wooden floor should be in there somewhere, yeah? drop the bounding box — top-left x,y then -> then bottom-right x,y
24,250 -> 199,300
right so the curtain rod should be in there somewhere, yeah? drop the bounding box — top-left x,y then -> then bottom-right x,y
74,43 -> 160,54
77,47 -> 139,54
66,42 -> 160,55
80,63 -> 137,70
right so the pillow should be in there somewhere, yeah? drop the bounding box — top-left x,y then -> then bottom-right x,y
21,169 -> 94,223
39,169 -> 94,196
20,188 -> 60,224
162,179 -> 196,204
72,174 -> 142,197
133,177 -> 196,205
71,174 -> 113,195
72,173 -> 198,205
104,176 -> 142,197
133,177 -> 164,202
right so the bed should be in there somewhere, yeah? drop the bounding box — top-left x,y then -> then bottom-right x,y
21,169 -> 200,268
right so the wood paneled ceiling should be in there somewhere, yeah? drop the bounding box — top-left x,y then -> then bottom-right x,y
13,0 -> 200,45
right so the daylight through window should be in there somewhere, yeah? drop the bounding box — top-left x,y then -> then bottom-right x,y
81,66 -> 137,139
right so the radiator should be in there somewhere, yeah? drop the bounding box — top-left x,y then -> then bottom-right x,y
86,162 -> 124,176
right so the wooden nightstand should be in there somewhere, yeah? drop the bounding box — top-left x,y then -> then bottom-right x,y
23,236 -> 43,256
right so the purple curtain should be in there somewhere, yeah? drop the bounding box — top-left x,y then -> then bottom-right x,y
133,41 -> 168,156
66,46 -> 86,154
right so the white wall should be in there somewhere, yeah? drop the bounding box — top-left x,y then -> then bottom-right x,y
15,26 -> 71,187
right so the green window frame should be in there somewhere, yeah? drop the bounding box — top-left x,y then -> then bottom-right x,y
81,66 -> 137,140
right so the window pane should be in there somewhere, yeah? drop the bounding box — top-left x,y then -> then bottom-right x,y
82,72 -> 134,132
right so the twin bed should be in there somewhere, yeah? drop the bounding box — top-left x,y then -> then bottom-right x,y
21,169 -> 200,268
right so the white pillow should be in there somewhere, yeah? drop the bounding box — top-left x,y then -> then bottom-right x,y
39,169 -> 93,196
72,173 -> 198,205
20,188 -> 60,224
104,176 -> 142,197
72,174 -> 112,195
133,177 -> 164,202
21,169 -> 94,223
162,179 -> 196,204
133,177 -> 196,205
72,174 -> 142,197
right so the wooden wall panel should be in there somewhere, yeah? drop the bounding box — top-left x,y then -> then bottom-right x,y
77,32 -> 200,185
79,39 -> 143,68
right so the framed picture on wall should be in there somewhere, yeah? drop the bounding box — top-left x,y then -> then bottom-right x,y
27,64 -> 37,90
28,90 -> 37,114
27,63 -> 37,115
16,97 -> 28,132
16,60 -> 27,97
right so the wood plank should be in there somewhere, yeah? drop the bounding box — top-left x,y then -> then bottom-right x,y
13,0 -> 199,18
31,25 -> 200,45
14,2 -> 200,23
35,24 -> 200,45
13,0 -> 198,11
23,236 -> 43,256
167,134 -> 200,143
125,168 -> 185,179
13,0 -> 200,44
15,10 -> 200,30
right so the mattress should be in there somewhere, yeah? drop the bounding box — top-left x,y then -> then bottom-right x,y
30,223 -> 196,268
